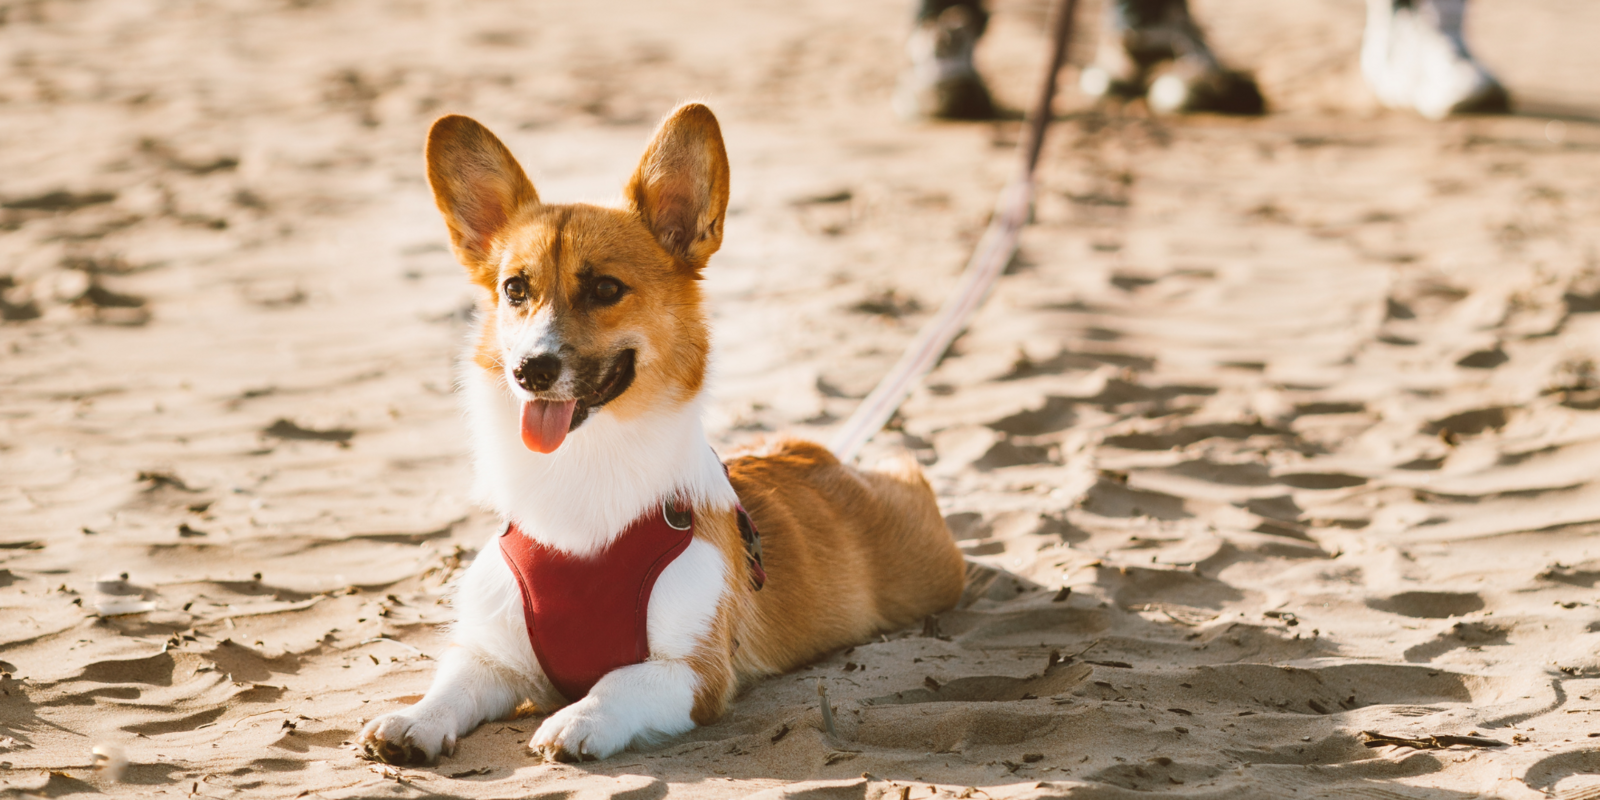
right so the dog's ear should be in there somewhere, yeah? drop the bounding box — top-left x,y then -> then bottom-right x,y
425,115 -> 539,282
625,103 -> 730,272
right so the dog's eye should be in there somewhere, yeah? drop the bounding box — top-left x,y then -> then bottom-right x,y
503,276 -> 529,305
591,277 -> 625,306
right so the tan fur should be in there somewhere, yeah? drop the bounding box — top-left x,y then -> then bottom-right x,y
431,104 -> 965,735
724,441 -> 967,673
678,443 -> 966,725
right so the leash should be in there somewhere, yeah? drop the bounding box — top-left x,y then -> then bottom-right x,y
829,0 -> 1080,464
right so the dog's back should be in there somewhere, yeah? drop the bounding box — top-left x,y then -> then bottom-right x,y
726,439 -> 965,674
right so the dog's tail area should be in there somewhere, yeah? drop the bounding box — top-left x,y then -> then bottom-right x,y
856,449 -> 967,623
862,450 -> 948,549
867,450 -> 927,486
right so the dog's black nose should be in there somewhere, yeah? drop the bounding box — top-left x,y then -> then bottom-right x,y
513,354 -> 563,392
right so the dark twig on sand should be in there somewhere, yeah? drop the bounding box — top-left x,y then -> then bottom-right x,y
1360,731 -> 1507,750
817,679 -> 839,739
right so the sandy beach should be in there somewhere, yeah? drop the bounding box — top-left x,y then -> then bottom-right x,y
5,0 -> 1600,797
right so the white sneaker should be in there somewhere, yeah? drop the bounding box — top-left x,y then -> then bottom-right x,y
1361,0 -> 1509,120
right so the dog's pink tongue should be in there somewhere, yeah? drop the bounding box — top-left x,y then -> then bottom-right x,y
520,399 -> 577,454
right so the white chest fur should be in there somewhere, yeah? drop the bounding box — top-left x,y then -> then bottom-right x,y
460,368 -> 738,558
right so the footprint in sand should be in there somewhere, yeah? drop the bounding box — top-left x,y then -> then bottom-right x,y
1423,407 -> 1510,439
1403,620 -> 1510,663
1456,346 -> 1509,369
1102,420 -> 1298,452
1163,459 -> 1275,486
1097,564 -> 1244,610
986,396 -> 1076,436
1086,759 -> 1226,792
1538,560 -> 1600,587
1523,749 -> 1600,793
1366,591 -> 1486,619
1079,477 -> 1191,520
864,660 -> 1093,706
1276,472 -> 1367,490
1291,401 -> 1368,417
972,439 -> 1054,470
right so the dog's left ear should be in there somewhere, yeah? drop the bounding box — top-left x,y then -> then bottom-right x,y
626,103 -> 730,272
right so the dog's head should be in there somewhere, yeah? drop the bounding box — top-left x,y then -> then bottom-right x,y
426,104 -> 729,453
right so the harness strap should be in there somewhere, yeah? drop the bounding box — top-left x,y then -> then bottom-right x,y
719,457 -> 766,591
736,502 -> 766,591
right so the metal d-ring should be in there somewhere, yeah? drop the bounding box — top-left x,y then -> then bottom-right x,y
663,498 -> 692,531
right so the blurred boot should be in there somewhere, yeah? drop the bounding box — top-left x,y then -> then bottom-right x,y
1081,0 -> 1264,115
1078,4 -> 1146,101
894,4 -> 997,120
1147,58 -> 1266,116
1361,0 -> 1509,120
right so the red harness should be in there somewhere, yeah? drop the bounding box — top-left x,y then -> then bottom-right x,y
499,499 -> 691,701
499,489 -> 766,702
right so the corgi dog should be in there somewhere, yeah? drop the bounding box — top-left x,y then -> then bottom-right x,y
357,103 -> 966,764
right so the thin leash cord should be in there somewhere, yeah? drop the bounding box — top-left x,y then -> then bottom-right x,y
829,0 -> 1080,464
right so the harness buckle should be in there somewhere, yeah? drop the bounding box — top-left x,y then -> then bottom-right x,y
662,498 -> 693,531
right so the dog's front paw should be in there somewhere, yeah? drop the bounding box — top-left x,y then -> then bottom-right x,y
359,707 -> 457,766
530,699 -> 630,762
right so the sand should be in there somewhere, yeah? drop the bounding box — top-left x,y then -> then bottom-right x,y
4,0 -> 1600,797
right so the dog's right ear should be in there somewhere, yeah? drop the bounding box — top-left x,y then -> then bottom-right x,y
425,115 -> 539,283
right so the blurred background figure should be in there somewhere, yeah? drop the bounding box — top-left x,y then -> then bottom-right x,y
897,0 -> 1509,120
892,0 -> 998,120
1359,0 -> 1509,119
1078,0 -> 1263,115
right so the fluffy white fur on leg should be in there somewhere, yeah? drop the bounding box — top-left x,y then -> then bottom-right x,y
528,535 -> 731,760
529,659 -> 700,760
358,646 -> 527,764
359,529 -> 555,764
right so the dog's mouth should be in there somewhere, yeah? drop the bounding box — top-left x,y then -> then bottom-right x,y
518,349 -> 636,454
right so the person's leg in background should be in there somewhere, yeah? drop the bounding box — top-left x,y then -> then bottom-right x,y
893,0 -> 996,120
896,0 -> 1507,122
1362,0 -> 1509,119
1079,0 -> 1263,115
1079,0 -> 1507,118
